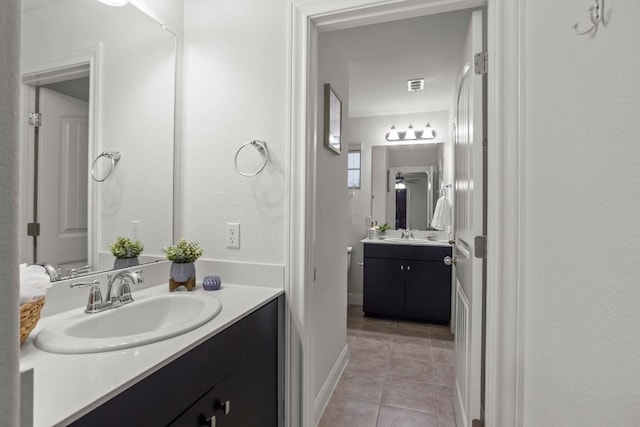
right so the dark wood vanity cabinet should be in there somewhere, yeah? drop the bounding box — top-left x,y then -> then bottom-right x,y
71,297 -> 282,427
363,243 -> 452,324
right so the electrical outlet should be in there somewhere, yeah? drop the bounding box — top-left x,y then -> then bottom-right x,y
226,222 -> 240,249
366,215 -> 373,227
130,220 -> 141,241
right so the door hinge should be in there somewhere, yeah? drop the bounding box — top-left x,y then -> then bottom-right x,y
474,51 -> 488,75
27,222 -> 40,237
474,235 -> 487,259
28,112 -> 42,127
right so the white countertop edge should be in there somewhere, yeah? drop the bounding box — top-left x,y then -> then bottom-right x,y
360,237 -> 452,247
20,282 -> 283,427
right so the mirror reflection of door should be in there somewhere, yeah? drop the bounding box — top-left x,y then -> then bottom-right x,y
395,187 -> 407,229
31,80 -> 90,271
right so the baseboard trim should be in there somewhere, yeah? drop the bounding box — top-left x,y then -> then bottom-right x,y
347,292 -> 363,306
314,344 -> 350,425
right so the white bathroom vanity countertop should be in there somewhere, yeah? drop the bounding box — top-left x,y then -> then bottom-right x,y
20,283 -> 283,427
360,237 -> 453,247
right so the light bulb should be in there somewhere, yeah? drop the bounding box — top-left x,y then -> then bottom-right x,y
404,125 -> 416,140
421,123 -> 434,139
386,125 -> 400,141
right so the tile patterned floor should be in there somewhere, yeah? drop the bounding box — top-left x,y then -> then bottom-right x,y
318,305 -> 457,427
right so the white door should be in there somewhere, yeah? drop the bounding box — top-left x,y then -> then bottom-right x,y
453,9 -> 485,427
37,87 -> 89,270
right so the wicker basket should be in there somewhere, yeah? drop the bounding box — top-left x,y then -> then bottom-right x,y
20,296 -> 45,345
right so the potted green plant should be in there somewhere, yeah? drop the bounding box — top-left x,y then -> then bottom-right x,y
110,236 -> 144,269
377,223 -> 390,238
163,239 -> 203,292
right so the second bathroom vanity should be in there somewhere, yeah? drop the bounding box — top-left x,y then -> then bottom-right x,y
362,238 -> 452,324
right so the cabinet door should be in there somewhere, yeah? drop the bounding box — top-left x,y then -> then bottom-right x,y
170,344 -> 278,427
404,261 -> 451,324
363,258 -> 405,318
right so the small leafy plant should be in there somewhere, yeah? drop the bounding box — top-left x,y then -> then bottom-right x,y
163,239 -> 203,263
378,223 -> 390,232
110,237 -> 144,259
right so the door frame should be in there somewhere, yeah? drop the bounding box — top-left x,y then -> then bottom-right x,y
20,46 -> 103,271
286,0 -> 527,426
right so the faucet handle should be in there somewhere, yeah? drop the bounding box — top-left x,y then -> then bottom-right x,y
118,281 -> 134,304
70,279 -> 100,288
70,280 -> 103,313
132,270 -> 144,283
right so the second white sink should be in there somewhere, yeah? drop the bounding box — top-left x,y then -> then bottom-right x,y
35,293 -> 222,354
377,237 -> 451,246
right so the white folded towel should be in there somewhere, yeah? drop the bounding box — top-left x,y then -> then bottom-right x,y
19,263 -> 52,304
431,196 -> 451,231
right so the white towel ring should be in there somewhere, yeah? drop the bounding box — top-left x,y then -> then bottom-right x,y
91,151 -> 121,182
234,140 -> 268,177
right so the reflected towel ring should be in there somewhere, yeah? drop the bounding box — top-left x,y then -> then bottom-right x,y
234,140 -> 269,177
91,151 -> 121,182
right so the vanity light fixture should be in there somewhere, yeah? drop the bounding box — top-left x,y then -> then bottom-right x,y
404,125 -> 417,140
385,123 -> 437,143
422,123 -> 435,139
386,125 -> 400,141
98,0 -> 128,6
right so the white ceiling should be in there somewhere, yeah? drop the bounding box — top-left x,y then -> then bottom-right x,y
321,9 -> 472,118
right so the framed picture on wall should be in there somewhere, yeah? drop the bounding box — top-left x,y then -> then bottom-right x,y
323,83 -> 342,155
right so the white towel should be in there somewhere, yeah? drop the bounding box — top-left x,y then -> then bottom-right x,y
19,263 -> 52,304
431,196 -> 451,231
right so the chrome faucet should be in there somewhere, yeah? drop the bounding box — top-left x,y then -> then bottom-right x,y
70,270 -> 143,314
106,270 -> 144,305
399,229 -> 415,239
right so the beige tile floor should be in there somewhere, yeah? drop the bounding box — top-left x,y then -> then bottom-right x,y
318,305 -> 457,427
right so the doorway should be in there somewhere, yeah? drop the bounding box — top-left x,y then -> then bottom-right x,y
313,6 -> 484,427
287,0 -> 525,426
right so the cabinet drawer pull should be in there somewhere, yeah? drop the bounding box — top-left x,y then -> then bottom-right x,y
201,415 -> 216,426
400,265 -> 404,271
407,265 -> 411,271
215,399 -> 231,415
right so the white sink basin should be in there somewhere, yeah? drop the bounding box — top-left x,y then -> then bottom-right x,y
379,237 -> 451,245
35,293 -> 222,354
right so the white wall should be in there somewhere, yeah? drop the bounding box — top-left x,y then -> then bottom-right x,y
0,0 -> 21,425
346,111 -> 449,301
523,1 -> 640,425
22,0 -> 175,264
313,30 -> 349,402
181,0 -> 287,264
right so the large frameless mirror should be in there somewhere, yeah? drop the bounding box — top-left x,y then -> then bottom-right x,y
20,0 -> 176,280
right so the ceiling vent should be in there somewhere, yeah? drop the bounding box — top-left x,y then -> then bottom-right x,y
407,78 -> 424,92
